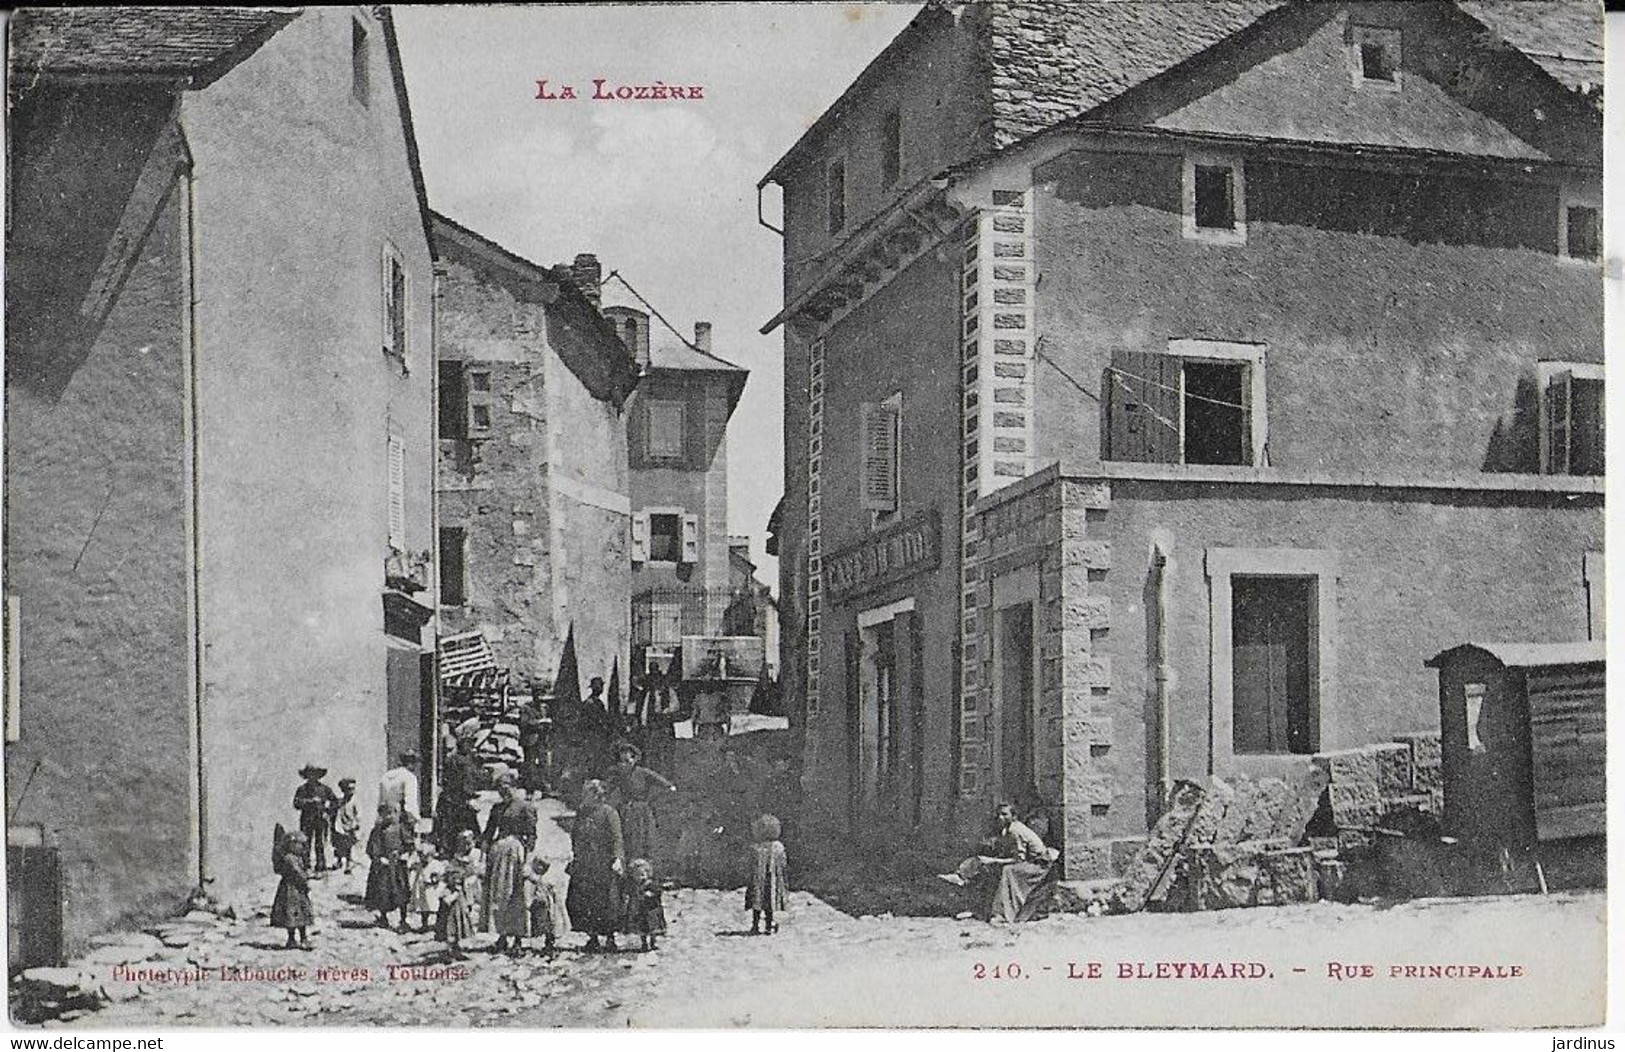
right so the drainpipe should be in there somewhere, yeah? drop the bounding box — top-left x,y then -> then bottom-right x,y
180,129 -> 208,888
1149,542 -> 1173,824
429,263 -> 445,803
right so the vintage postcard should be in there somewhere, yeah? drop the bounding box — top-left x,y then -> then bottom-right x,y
2,1 -> 1609,1031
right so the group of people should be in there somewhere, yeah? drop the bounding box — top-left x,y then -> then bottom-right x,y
268,741 -> 793,955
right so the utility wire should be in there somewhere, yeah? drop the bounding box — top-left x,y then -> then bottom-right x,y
1035,346 -> 1101,404
603,270 -> 705,355
1109,371 -> 1181,434
1106,365 -> 1249,412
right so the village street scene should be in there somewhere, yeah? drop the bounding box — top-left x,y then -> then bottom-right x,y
2,0 -> 1609,1032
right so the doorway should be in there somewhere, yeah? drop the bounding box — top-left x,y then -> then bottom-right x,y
992,567 -> 1040,804
1231,576 -> 1315,755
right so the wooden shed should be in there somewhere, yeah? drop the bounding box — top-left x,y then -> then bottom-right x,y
1426,641 -> 1605,862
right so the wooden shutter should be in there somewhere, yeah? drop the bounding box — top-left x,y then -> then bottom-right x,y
1571,377 -> 1604,476
1544,370 -> 1572,474
1106,351 -> 1181,463
680,513 -> 700,563
387,435 -> 406,547
860,400 -> 899,512
630,512 -> 650,563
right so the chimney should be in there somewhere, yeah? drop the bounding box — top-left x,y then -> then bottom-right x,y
694,321 -> 712,354
570,253 -> 601,309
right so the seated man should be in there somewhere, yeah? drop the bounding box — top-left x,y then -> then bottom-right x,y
940,801 -> 1059,923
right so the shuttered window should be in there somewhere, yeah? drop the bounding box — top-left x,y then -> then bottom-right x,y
382,245 -> 408,364
1542,366 -> 1604,476
387,435 -> 406,548
630,512 -> 650,564
1105,351 -> 1182,463
860,398 -> 900,513
647,400 -> 686,461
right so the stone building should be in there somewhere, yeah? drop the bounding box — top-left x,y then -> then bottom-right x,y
613,307 -> 750,679
760,1 -> 1603,877
432,215 -> 640,702
5,7 -> 439,954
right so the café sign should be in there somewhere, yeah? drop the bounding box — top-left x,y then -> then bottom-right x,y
823,511 -> 941,602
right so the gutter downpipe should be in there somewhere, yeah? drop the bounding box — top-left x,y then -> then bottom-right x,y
179,118 -> 209,889
1149,543 -> 1173,825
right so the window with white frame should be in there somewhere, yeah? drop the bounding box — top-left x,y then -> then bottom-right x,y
1105,340 -> 1266,466
1183,154 -> 1245,243
1207,548 -> 1337,774
631,509 -> 699,565
1559,187 -> 1601,263
1349,25 -> 1402,90
1536,360 -> 1603,476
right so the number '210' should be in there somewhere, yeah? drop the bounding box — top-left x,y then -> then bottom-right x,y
972,962 -> 1023,979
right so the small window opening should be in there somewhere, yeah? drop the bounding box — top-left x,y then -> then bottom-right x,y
827,158 -> 847,235
1566,205 -> 1600,262
438,361 -> 467,439
439,527 -> 466,605
1183,361 -> 1248,466
648,513 -> 681,563
1194,165 -> 1236,231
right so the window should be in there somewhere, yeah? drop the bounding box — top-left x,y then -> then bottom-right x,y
1231,577 -> 1315,755
382,245 -> 408,365
387,435 -> 405,548
648,514 -> 680,562
351,19 -> 370,105
1584,551 -> 1604,641
1537,361 -> 1603,476
1183,155 -> 1245,243
438,361 -> 467,439
861,394 -> 902,520
1350,25 -> 1401,89
826,157 -> 847,235
1105,341 -> 1266,466
646,399 -> 685,460
1560,188 -> 1601,263
650,602 -> 683,645
881,109 -> 902,188
439,527 -> 466,606
467,370 -> 493,435
632,509 -> 697,564
1207,548 -> 1337,774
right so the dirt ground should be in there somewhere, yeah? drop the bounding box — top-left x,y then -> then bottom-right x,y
50,796 -> 1605,1030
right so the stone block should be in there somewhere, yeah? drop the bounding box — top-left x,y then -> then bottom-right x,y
1053,879 -> 1119,914
1393,731 -> 1442,769
1314,743 -> 1412,795
1188,842 -> 1316,910
1063,714 -> 1112,747
1063,652 -> 1111,689
1064,594 -> 1111,631
1064,766 -> 1113,807
1113,781 -> 1204,912
1109,837 -> 1149,875
1064,479 -> 1111,509
1327,780 -> 1382,828
1316,858 -> 1357,903
1066,839 -> 1114,881
1184,777 -> 1234,845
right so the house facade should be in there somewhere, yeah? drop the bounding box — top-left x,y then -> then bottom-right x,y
761,0 -> 1603,876
5,6 -> 440,953
433,216 -> 639,702
615,309 -> 750,679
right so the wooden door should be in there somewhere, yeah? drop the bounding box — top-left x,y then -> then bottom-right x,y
1231,577 -> 1312,755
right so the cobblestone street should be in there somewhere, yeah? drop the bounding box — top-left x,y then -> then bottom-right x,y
26,797 -> 1599,1029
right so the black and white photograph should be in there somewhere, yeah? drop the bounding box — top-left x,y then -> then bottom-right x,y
0,0 -> 1613,1033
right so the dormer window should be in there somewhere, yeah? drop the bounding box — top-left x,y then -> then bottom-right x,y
1560,187 -> 1601,264
1350,25 -> 1401,90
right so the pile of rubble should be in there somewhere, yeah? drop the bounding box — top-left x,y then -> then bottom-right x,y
1078,733 -> 1446,916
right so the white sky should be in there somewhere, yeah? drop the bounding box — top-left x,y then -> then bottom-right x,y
395,3 -> 922,587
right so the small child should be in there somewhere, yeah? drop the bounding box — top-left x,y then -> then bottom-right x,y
271,829 -> 313,950
439,847 -> 476,958
622,857 -> 667,952
408,840 -> 443,933
453,830 -> 484,924
746,814 -> 788,935
330,778 -> 361,874
365,801 -> 411,930
525,856 -> 570,955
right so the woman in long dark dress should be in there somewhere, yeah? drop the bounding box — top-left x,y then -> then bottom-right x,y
434,736 -> 481,853
566,779 -> 625,952
604,742 -> 677,862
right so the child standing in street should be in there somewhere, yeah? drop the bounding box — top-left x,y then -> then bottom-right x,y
408,839 -> 443,933
439,846 -> 476,958
365,801 -> 411,930
453,829 -> 484,925
746,814 -> 788,935
622,857 -> 667,952
525,855 -> 570,955
330,778 -> 361,874
271,829 -> 313,950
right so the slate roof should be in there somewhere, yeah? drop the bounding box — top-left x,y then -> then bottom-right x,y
649,340 -> 747,374
9,7 -> 296,84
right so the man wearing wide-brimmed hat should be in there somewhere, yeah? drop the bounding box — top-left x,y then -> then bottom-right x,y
292,763 -> 339,873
